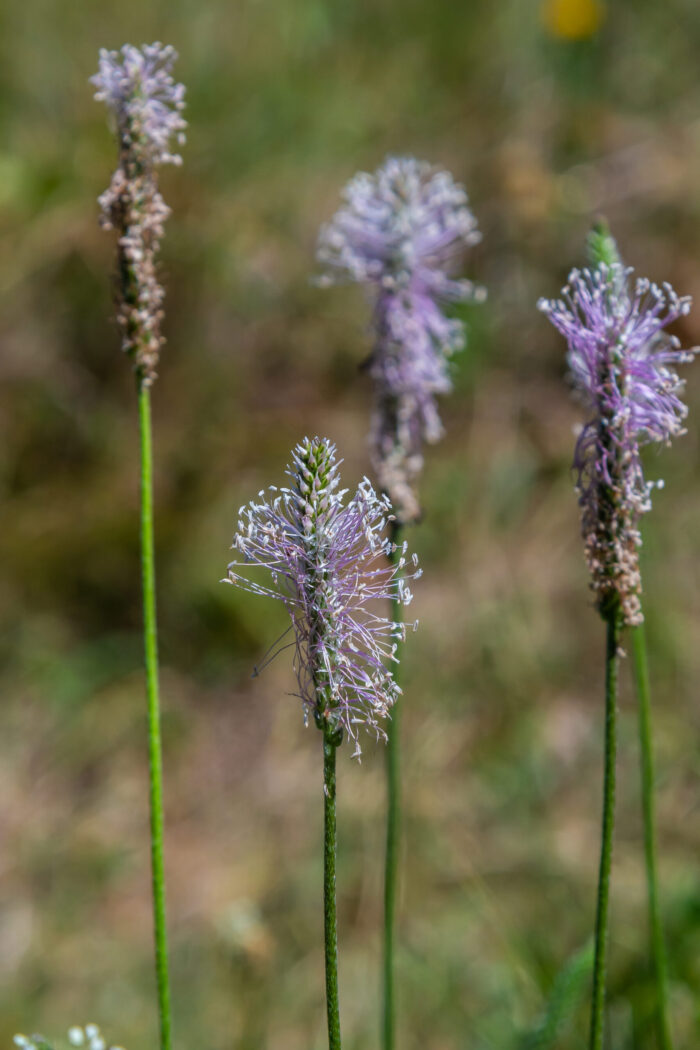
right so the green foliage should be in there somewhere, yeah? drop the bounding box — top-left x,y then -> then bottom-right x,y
518,941 -> 594,1050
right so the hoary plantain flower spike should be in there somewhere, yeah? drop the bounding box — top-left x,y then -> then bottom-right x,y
538,254 -> 695,626
92,43 -> 186,385
225,436 -> 421,756
317,156 -> 485,524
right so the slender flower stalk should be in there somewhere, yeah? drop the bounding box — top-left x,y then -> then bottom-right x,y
224,437 -> 420,1048
589,611 -> 620,1050
323,721 -> 342,1050
93,43 -> 186,1050
382,520 -> 403,1050
138,383 -> 172,1050
539,235 -> 694,1050
632,620 -> 674,1050
318,157 -> 482,1050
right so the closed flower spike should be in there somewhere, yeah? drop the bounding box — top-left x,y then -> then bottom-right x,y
92,44 -> 186,384
539,263 -> 695,626
225,437 -> 420,756
318,156 -> 485,523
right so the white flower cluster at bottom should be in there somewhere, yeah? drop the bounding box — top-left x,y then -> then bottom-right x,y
13,1025 -> 124,1050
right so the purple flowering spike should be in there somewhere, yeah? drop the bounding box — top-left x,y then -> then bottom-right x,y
225,437 -> 421,756
539,263 -> 695,625
92,43 -> 186,166
93,43 -> 186,384
317,156 -> 485,523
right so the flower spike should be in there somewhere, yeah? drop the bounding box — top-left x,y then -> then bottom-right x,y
225,437 -> 421,756
92,43 -> 186,384
318,157 -> 484,522
14,1025 -> 125,1050
539,262 -> 695,625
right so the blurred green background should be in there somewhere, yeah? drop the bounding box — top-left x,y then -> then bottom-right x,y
1,0 -> 700,1047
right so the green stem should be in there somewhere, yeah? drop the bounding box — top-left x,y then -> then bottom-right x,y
383,523 -> 403,1050
631,621 -> 674,1050
588,612 -> 620,1050
323,723 -> 342,1050
138,382 -> 173,1050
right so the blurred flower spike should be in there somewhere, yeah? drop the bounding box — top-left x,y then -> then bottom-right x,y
92,43 -> 186,385
225,436 -> 421,756
13,1037 -> 53,1050
318,156 -> 484,523
541,0 -> 605,40
14,1025 -> 124,1050
539,263 -> 695,626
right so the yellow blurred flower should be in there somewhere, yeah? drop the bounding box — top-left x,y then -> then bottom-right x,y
542,0 -> 605,40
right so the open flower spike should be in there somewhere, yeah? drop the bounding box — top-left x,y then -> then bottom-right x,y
226,437 -> 420,753
539,255 -> 694,629
225,436 -> 420,1050
93,43 -> 186,1050
539,236 -> 695,1050
317,155 -> 485,524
